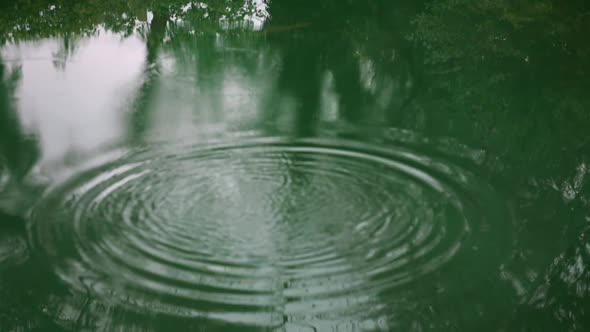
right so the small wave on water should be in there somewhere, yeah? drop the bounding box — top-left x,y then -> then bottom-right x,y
28,130 -> 513,331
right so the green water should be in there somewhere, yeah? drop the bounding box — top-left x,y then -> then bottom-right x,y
1,1 -> 589,331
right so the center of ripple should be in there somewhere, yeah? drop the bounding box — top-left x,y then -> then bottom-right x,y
29,138 -> 509,328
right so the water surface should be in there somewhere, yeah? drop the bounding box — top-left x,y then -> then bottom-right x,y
1,1 -> 590,331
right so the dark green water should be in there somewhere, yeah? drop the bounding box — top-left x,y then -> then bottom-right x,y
1,1 -> 590,331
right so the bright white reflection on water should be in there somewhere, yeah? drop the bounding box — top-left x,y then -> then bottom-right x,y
2,32 -> 145,172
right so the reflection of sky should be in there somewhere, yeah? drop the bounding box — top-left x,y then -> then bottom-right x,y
2,32 -> 145,170
0,29 -> 280,174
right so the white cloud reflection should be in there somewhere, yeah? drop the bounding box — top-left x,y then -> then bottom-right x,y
2,32 -> 145,173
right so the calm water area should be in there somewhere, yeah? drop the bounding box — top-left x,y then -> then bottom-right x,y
1,1 -> 590,331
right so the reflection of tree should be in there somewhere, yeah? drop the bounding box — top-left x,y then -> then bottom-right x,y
261,0 -> 422,134
51,35 -> 80,70
127,8 -> 170,142
406,2 -> 590,330
0,255 -> 67,332
507,226 -> 590,332
0,60 -> 38,183
0,62 -> 51,332
0,58 -> 42,221
0,0 -> 264,44
407,0 -> 590,149
407,0 -> 590,228
0,0 -> 135,42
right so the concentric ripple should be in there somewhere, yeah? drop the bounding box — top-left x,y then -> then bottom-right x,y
28,136 -> 512,329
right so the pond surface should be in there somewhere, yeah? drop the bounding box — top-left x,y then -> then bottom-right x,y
1,1 -> 590,331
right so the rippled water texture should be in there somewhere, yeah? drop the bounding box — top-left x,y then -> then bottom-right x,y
29,135 -> 512,330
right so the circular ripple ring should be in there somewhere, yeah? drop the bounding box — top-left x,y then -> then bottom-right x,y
28,137 -> 511,328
